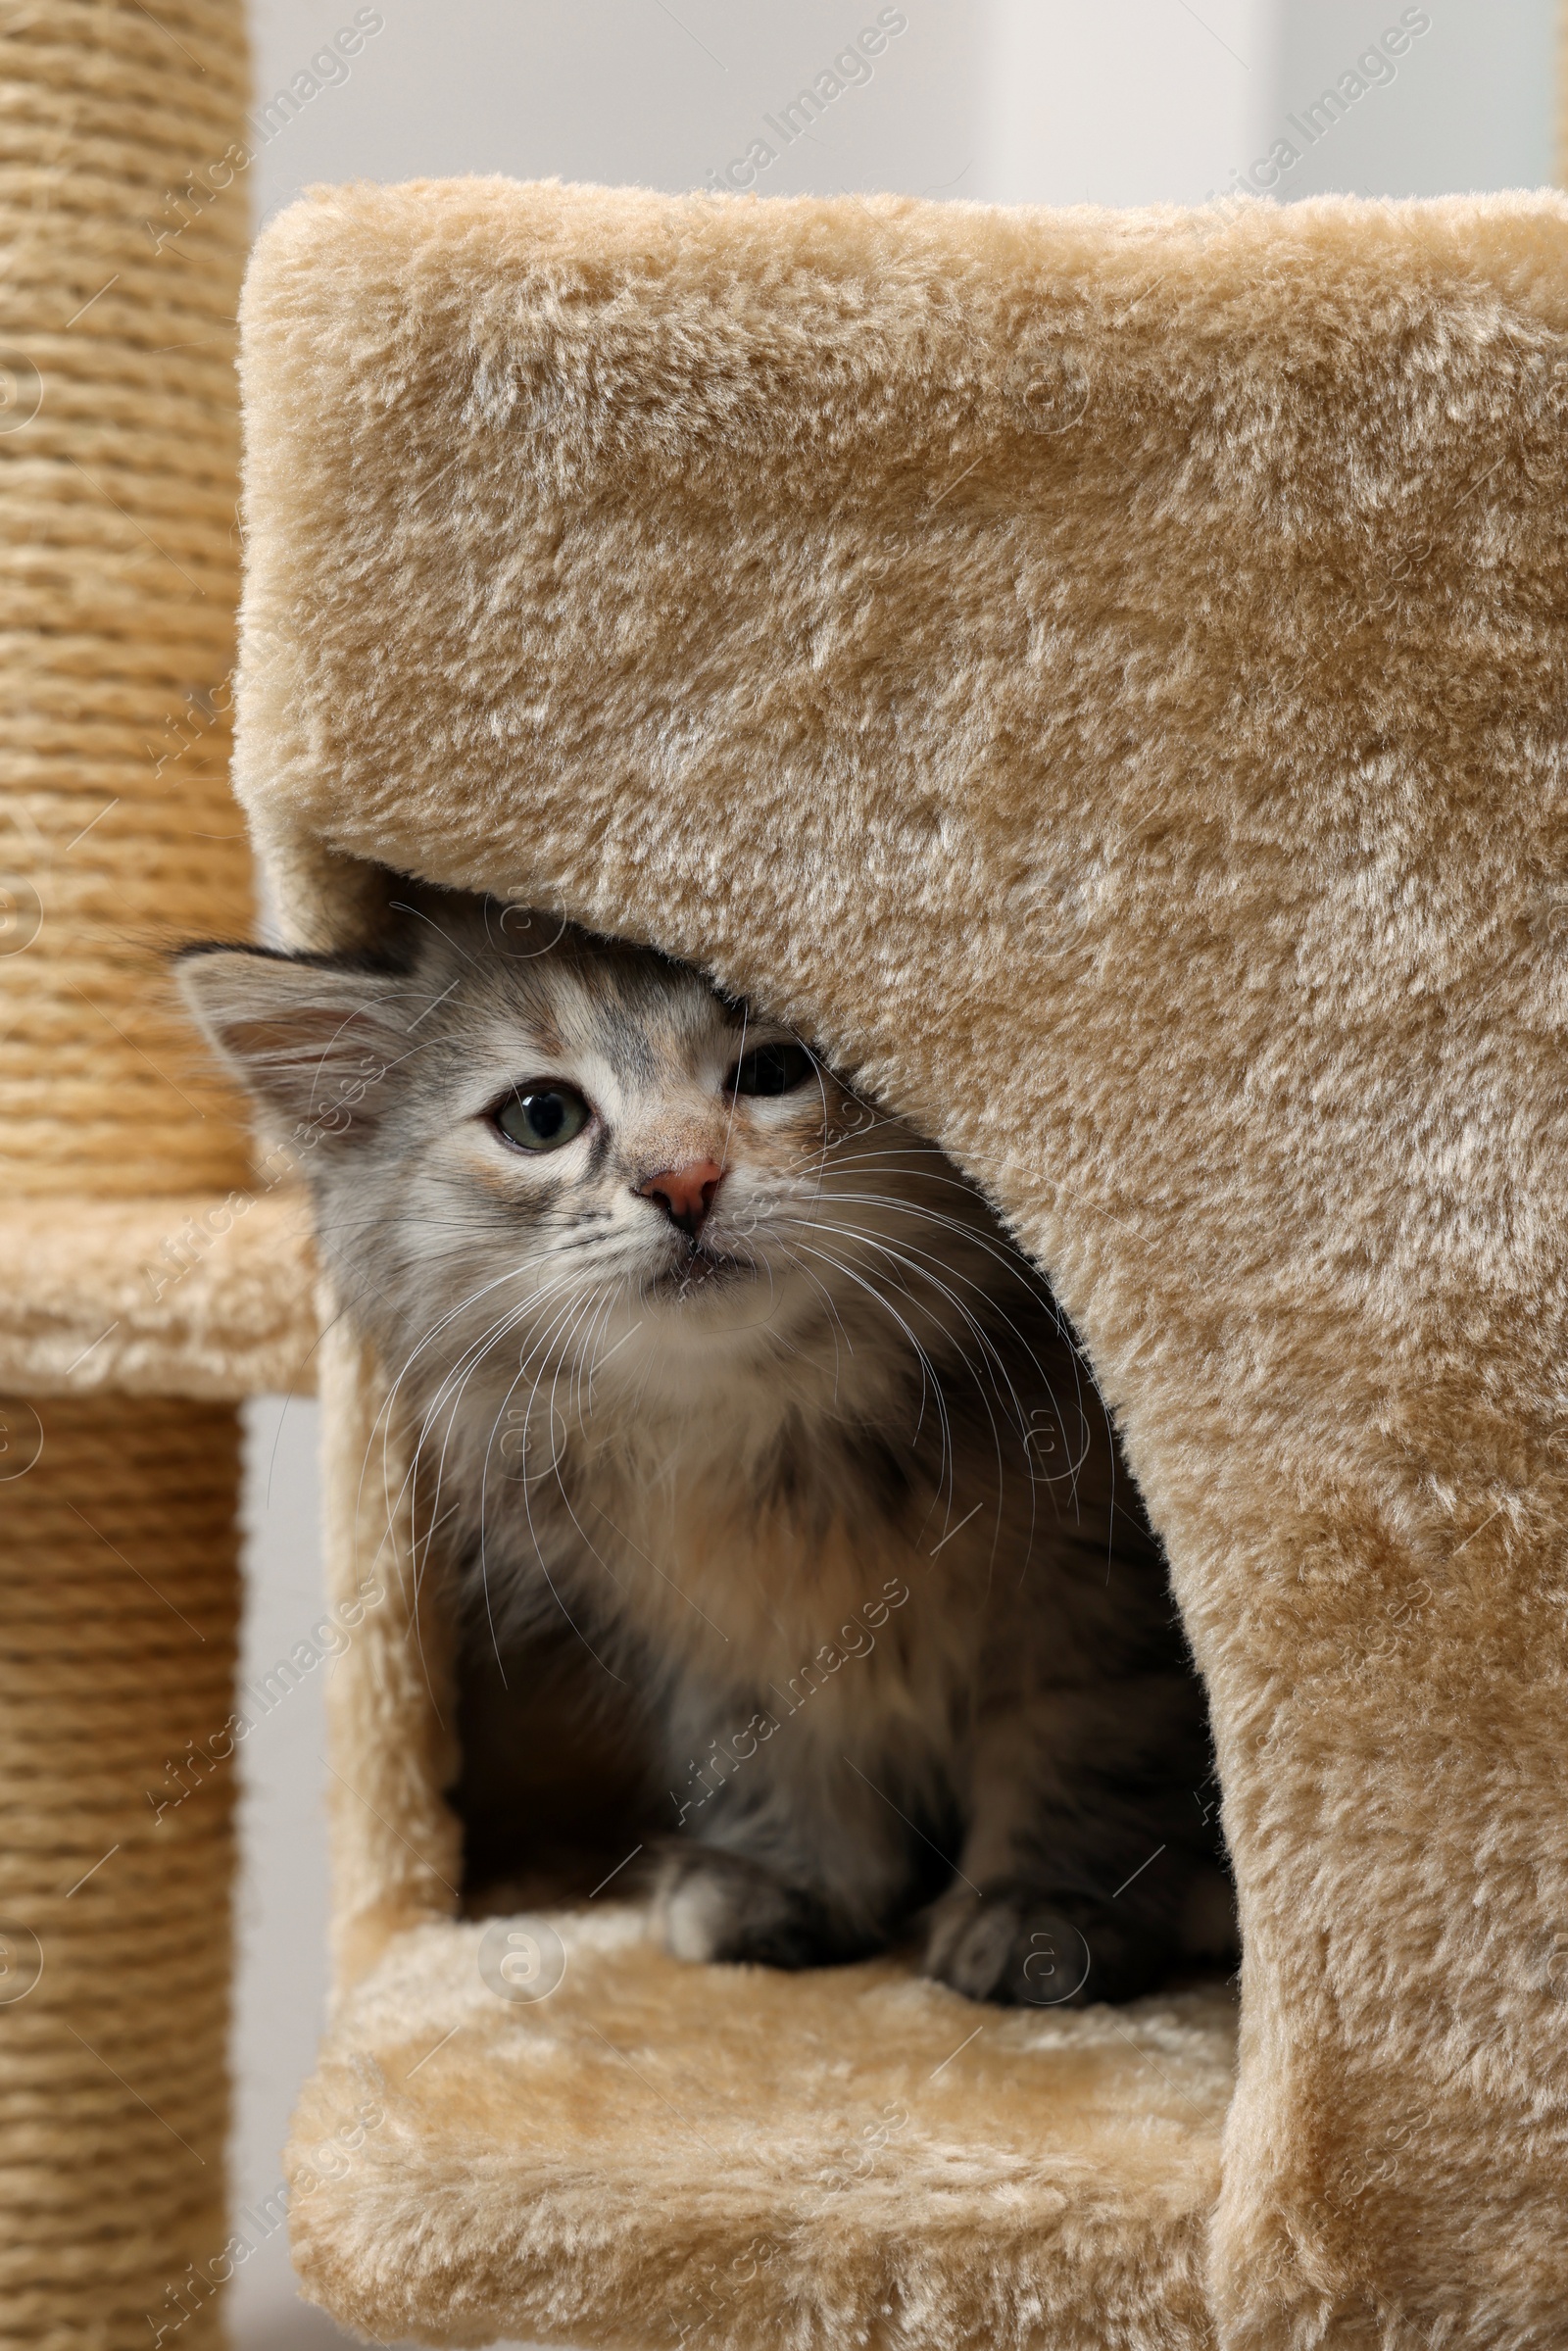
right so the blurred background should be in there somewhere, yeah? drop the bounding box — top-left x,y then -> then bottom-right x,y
234,2 -> 1557,2341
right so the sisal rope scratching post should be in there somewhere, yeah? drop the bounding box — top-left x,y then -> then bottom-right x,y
0,4 -> 256,2343
0,1402 -> 240,2345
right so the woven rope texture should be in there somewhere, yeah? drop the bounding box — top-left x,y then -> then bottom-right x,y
1,4 -> 253,2343
0,0 -> 253,1201
0,1397 -> 240,2351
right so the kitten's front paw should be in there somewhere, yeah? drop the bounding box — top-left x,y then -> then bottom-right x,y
923,1882 -> 1167,2007
654,1846 -> 851,1971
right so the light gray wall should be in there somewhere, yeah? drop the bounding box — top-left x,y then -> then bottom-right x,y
1271,0 -> 1556,199
234,1400 -> 338,2348
245,0 -> 1282,220
246,1 -> 992,219
231,5 -> 1558,2343
976,0 -> 1275,205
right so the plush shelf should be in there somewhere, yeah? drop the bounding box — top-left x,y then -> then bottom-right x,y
0,1191 -> 318,1399
288,1908 -> 1237,2350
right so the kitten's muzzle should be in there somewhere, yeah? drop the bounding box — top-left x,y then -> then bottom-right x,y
636,1158 -> 724,1237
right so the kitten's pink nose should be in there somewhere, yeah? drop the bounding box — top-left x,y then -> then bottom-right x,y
638,1158 -> 723,1237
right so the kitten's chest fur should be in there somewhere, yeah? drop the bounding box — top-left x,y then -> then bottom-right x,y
479,1358 -> 987,1723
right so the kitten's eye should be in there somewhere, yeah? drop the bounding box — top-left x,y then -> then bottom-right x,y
729,1042 -> 814,1098
494,1085 -> 591,1152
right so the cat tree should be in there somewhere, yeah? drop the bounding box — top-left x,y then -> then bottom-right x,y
4,10 -> 1567,2346
236,177 -> 1568,2349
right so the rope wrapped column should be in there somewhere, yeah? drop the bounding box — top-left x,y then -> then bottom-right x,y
1,3 -> 254,2341
0,1402 -> 241,2347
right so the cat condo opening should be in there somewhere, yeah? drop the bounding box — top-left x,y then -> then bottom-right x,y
181,870 -> 1235,2003
232,177 -> 1568,2347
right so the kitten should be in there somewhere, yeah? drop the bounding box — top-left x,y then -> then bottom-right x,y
180,887 -> 1233,2005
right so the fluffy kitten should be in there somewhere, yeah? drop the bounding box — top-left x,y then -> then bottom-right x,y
180,887 -> 1232,2005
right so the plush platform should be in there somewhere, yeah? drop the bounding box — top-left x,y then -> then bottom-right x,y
289,1910 -> 1236,2349
0,1193 -> 317,1398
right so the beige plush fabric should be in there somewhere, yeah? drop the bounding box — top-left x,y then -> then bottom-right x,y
238,180 -> 1568,2345
289,1912 -> 1236,2350
0,1193 -> 318,1398
314,1316 -> 462,1991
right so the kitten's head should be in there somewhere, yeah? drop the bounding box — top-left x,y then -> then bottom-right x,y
178,888 -> 996,1419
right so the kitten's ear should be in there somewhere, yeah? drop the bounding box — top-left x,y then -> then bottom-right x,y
175,944 -> 413,1141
